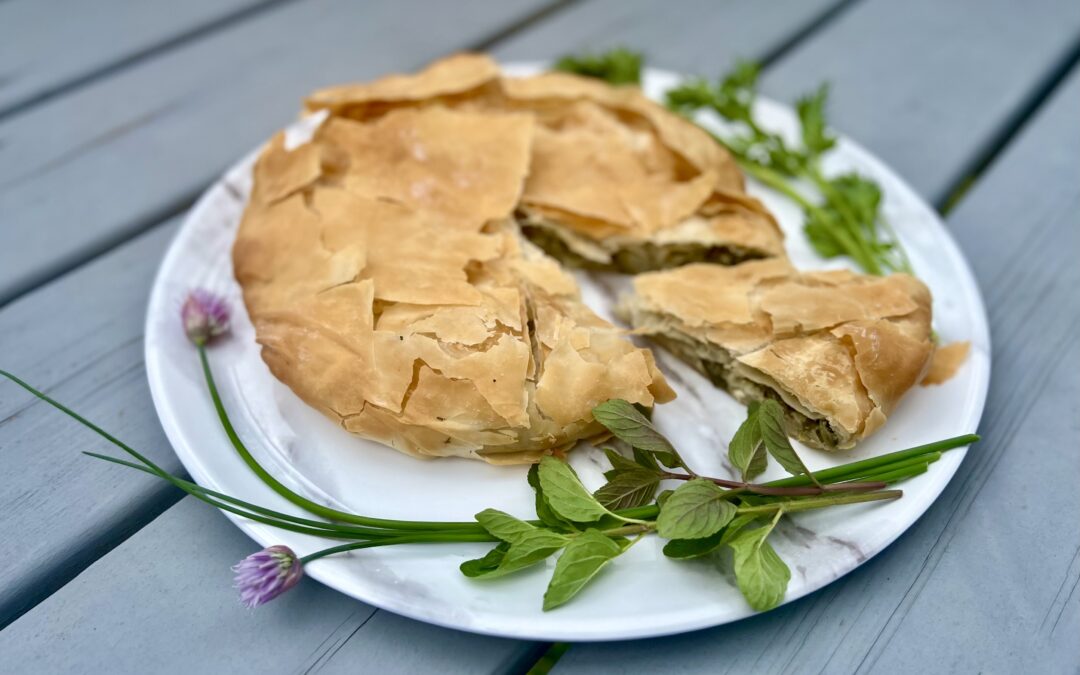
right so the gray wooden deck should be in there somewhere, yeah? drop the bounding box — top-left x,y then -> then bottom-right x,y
1,1 -> 1077,672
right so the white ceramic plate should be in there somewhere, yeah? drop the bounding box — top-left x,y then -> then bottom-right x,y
145,64 -> 990,641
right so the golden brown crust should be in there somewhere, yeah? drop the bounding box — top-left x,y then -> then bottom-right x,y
921,341 -> 970,385
235,104 -> 672,463
301,55 -> 784,271
303,52 -> 501,119
623,262 -> 934,449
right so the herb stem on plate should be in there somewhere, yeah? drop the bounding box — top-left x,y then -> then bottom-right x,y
735,489 -> 903,517
198,346 -> 485,534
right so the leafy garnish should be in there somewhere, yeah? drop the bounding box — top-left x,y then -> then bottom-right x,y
728,401 -> 767,481
593,468 -> 661,510
538,456 -> 632,523
528,464 -> 578,532
727,512 -> 790,611
543,530 -> 627,610
664,60 -> 912,276
656,479 -> 738,539
757,400 -> 818,484
592,399 -> 689,471
553,47 -> 643,85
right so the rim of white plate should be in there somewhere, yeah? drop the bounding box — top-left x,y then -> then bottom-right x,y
145,64 -> 990,641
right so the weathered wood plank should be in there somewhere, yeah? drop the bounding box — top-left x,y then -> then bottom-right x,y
490,0 -> 850,71
0,497 -> 546,674
756,0 -> 1080,205
0,0 -> 284,117
0,0 -> 552,306
0,222 -> 183,628
553,63 -> 1080,675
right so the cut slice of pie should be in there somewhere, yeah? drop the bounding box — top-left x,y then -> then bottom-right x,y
619,260 -> 934,450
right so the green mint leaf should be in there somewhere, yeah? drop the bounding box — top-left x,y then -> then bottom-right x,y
632,447 -> 662,471
662,512 -> 765,559
656,479 -> 738,539
656,489 -> 675,508
651,450 -> 683,469
542,529 -> 625,610
467,528 -> 571,579
796,83 -> 836,159
538,456 -> 615,523
758,400 -> 817,483
552,47 -> 643,85
475,509 -> 569,547
728,401 -> 767,481
719,513 -> 762,546
592,399 -> 687,470
727,519 -> 791,611
528,464 -> 577,532
603,447 -> 642,474
663,529 -> 726,559
492,539 -> 567,578
460,542 -> 509,577
593,469 -> 660,510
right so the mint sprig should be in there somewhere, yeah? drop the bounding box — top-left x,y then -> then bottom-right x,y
0,364 -> 976,613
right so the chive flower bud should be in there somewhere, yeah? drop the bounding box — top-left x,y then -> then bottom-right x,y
232,545 -> 303,608
182,290 -> 230,345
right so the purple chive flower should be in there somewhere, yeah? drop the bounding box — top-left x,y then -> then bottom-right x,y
182,290 -> 230,345
233,545 -> 303,608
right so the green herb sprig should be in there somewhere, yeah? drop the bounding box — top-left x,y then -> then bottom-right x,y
665,60 -> 912,275
0,363 -> 975,613
553,47 -> 912,276
553,47 -> 643,86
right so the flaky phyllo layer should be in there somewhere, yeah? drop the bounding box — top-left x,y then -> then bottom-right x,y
235,97 -> 674,463
619,260 -> 935,450
304,54 -> 784,272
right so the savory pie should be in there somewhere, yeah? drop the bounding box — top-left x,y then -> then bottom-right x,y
619,260 -> 934,450
234,103 -> 672,464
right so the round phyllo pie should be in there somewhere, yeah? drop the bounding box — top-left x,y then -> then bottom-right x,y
234,100 -> 673,463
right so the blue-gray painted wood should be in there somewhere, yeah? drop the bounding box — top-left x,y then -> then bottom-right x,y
0,497 -> 546,675
0,0 -> 284,116
0,0 -> 552,306
757,0 -> 1080,206
553,63 -> 1080,675
490,0 -> 850,72
0,222 -> 185,627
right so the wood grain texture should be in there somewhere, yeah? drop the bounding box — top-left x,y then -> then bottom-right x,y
553,65 -> 1080,675
0,498 -> 545,675
0,0 -> 287,117
490,0 -> 850,71
757,0 -> 1080,206
0,0 -> 551,306
0,222 -> 184,627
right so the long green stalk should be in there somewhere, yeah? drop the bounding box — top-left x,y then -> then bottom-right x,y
86,452 -> 479,540
197,347 -> 483,533
301,532 -> 497,564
